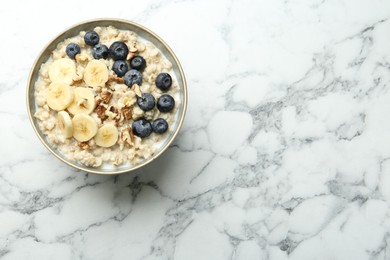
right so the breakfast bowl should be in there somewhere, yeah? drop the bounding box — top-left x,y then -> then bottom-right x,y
27,18 -> 187,174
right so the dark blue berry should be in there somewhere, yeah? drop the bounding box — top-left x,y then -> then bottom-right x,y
130,55 -> 146,70
137,93 -> 155,111
157,94 -> 175,112
93,44 -> 109,59
65,43 -> 80,59
152,118 -> 168,134
109,41 -> 129,61
132,118 -> 152,138
155,73 -> 172,91
84,31 -> 99,46
112,60 -> 129,77
124,69 -> 142,87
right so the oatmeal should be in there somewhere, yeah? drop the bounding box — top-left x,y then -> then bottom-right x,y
33,26 -> 179,168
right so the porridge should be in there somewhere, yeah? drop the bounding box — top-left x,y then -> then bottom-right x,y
33,26 -> 179,168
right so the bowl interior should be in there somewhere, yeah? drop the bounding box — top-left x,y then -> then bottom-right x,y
27,19 -> 187,174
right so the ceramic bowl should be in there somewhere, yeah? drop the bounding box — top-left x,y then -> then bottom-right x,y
26,18 -> 187,174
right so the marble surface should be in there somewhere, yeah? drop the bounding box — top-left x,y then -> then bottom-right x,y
2,0 -> 390,259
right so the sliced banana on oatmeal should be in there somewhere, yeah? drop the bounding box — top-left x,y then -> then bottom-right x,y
57,111 -> 73,138
46,82 -> 74,111
49,58 -> 76,84
83,60 -> 109,87
95,124 -> 119,148
67,87 -> 96,115
72,114 -> 98,142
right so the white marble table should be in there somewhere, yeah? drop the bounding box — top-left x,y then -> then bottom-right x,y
2,0 -> 390,259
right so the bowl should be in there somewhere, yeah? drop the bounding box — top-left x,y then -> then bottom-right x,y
26,18 -> 187,174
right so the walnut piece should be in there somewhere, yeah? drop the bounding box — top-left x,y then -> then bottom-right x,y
109,106 -> 118,114
122,106 -> 133,120
129,128 -> 135,142
106,106 -> 120,121
72,78 -> 84,85
96,98 -> 102,107
108,75 -> 124,84
101,90 -> 112,103
126,52 -> 135,60
120,126 -> 135,146
97,105 -> 107,120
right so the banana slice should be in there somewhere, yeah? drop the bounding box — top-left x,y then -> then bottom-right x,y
57,111 -> 73,138
67,87 -> 96,115
83,60 -> 109,87
72,114 -> 98,142
46,82 -> 74,111
95,124 -> 119,148
49,58 -> 76,84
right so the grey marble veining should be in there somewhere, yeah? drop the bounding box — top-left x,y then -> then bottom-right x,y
1,0 -> 390,259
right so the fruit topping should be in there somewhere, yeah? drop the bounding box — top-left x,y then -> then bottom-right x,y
157,94 -> 175,112
152,118 -> 168,134
137,93 -> 155,111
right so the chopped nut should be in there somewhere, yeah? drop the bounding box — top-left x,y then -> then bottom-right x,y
96,105 -> 107,120
115,113 -> 124,124
109,106 -> 118,114
120,127 -> 129,141
120,126 -> 135,147
78,142 -> 89,150
131,84 -> 142,97
101,90 -> 112,103
106,106 -> 119,121
72,78 -> 84,85
108,75 -> 124,84
126,52 -> 135,60
129,128 -> 135,143
96,98 -> 102,107
122,106 -> 133,120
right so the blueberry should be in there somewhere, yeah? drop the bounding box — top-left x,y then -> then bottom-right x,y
152,118 -> 168,134
112,60 -> 129,77
93,44 -> 109,59
130,55 -> 146,70
155,73 -> 172,91
65,43 -> 80,59
132,118 -> 152,138
137,93 -> 155,111
84,31 -> 99,46
109,41 -> 129,60
157,94 -> 175,113
124,69 -> 142,87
